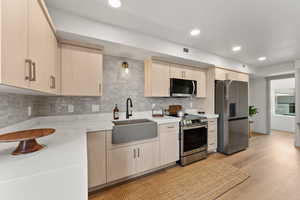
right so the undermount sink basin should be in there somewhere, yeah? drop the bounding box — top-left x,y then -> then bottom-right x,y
112,119 -> 157,144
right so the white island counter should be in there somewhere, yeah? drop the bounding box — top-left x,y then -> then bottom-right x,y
0,112 -> 182,200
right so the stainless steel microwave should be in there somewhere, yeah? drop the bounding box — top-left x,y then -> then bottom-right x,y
170,78 -> 197,97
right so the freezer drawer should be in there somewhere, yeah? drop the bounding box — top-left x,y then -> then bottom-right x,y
225,118 -> 249,154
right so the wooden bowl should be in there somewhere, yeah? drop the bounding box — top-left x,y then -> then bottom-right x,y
0,128 -> 55,155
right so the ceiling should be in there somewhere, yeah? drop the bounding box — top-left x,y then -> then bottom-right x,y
45,0 -> 300,67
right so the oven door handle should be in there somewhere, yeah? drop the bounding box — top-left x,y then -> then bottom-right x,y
182,125 -> 208,130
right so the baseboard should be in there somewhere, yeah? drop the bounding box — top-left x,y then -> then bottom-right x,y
88,162 -> 177,194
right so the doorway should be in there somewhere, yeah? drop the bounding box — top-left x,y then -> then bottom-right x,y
267,75 -> 295,134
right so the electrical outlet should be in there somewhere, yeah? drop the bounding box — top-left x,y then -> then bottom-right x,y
28,106 -> 32,116
92,104 -> 100,112
68,104 -> 74,113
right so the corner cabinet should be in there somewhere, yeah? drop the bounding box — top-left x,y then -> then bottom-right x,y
1,0 -> 58,94
60,43 -> 103,96
144,59 -> 170,97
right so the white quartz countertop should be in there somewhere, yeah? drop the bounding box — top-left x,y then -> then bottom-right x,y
0,111 -> 217,200
0,111 -> 183,200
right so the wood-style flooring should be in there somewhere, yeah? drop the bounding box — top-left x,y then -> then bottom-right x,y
90,131 -> 300,200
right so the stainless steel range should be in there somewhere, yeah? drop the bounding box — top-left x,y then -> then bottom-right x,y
179,115 -> 208,166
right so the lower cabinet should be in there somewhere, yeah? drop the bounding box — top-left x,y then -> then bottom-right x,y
107,141 -> 159,182
207,119 -> 218,152
87,131 -> 107,188
159,123 -> 180,165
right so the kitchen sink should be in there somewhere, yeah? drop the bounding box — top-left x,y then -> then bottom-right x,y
112,119 -> 157,144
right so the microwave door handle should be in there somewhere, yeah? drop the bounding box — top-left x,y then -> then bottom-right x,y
192,81 -> 195,96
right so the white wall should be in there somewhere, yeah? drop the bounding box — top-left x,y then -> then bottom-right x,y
270,78 -> 295,132
249,77 -> 268,134
295,61 -> 300,146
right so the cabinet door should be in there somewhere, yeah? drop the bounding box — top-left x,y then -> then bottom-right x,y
208,119 -> 218,152
1,0 -> 30,88
107,146 -> 136,182
136,142 -> 159,173
87,132 -> 106,188
61,44 -> 103,96
49,32 -> 58,94
159,124 -> 179,165
184,68 -> 196,80
151,62 -> 170,97
28,0 -> 51,92
197,71 -> 207,98
170,66 -> 184,79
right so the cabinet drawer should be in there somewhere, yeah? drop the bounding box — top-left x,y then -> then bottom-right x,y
159,123 -> 179,133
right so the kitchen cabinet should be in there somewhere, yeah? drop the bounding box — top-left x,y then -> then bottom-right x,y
159,123 -> 179,166
87,131 -> 106,189
144,59 -> 170,97
207,119 -> 218,152
194,70 -> 207,98
107,141 -> 159,182
1,0 -> 29,89
1,0 -> 58,93
107,145 -> 136,182
60,43 -> 103,96
170,65 -> 195,80
215,67 -> 249,82
135,142 -> 160,173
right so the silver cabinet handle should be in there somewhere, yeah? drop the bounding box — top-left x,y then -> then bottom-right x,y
25,59 -> 32,80
167,126 -> 175,129
137,148 -> 140,158
50,76 -> 56,89
134,149 -> 136,159
31,62 -> 36,81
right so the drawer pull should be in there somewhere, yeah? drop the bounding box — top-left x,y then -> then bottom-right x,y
167,126 -> 175,129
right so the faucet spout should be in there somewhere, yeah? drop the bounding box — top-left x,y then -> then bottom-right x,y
126,97 -> 133,119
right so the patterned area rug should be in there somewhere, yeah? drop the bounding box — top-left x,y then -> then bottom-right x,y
90,159 -> 249,200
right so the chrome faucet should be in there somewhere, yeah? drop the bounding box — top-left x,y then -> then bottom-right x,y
126,97 -> 133,119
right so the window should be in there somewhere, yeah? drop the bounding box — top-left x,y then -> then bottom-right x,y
274,88 -> 295,116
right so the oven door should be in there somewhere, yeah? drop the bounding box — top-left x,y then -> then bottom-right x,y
181,125 -> 207,156
170,78 -> 197,97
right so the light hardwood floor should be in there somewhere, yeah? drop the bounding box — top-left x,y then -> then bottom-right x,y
90,131 -> 300,200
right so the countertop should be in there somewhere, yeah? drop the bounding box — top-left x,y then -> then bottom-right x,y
0,111 -> 217,200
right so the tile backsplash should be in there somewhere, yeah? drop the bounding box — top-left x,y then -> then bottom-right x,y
0,55 -> 205,128
0,93 -> 38,128
36,55 -> 205,116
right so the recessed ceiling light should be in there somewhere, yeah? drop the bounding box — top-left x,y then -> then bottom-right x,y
190,29 -> 201,36
108,0 -> 121,8
232,46 -> 242,52
258,57 -> 267,61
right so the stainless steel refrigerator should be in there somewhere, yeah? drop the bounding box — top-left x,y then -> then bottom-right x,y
215,80 -> 249,155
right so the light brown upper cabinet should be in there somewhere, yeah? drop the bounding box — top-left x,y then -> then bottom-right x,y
194,70 -> 207,98
60,44 -> 103,96
215,67 -> 249,82
144,59 -> 170,97
144,59 -> 207,98
170,65 -> 195,80
0,0 -> 58,93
